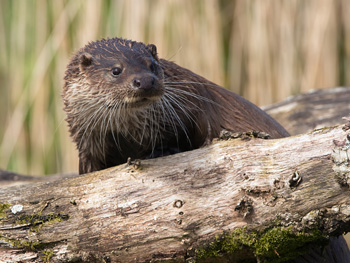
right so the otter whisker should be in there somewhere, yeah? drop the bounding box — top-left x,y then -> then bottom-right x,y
83,104 -> 110,154
165,88 -> 206,113
77,102 -> 106,151
164,80 -> 220,88
159,97 -> 179,141
151,103 -> 163,155
165,85 -> 221,106
150,104 -> 160,156
161,95 -> 192,146
108,103 -> 119,150
147,105 -> 156,153
167,91 -> 204,137
163,92 -> 199,133
110,100 -> 125,152
139,105 -> 154,147
112,101 -> 127,151
144,104 -> 157,152
103,100 -> 122,156
100,105 -> 111,146
119,104 -> 145,143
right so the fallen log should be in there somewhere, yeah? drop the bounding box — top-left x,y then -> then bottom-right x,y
1,124 -> 350,262
1,87 -> 350,262
264,86 -> 350,135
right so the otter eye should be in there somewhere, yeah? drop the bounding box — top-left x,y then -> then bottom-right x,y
111,67 -> 122,77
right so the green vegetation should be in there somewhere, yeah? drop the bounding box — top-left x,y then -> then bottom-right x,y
41,250 -> 56,263
197,226 -> 327,262
1,0 -> 350,174
16,212 -> 69,230
0,235 -> 55,251
0,210 -> 68,253
0,203 -> 11,219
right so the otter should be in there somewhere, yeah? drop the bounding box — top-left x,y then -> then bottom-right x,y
63,38 -> 289,174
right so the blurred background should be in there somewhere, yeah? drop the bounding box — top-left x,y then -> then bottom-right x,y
1,0 -> 350,175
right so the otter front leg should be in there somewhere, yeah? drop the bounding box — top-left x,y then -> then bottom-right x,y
79,154 -> 93,174
78,153 -> 106,174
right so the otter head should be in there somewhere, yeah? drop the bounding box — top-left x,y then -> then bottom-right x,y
63,38 -> 166,156
67,38 -> 165,109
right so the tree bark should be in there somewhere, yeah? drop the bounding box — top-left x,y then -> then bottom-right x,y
1,87 -> 350,262
264,86 -> 350,136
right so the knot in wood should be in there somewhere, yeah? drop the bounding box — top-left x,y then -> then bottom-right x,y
173,200 -> 183,208
289,171 -> 302,188
235,197 -> 253,218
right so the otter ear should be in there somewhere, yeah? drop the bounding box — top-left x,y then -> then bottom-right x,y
79,52 -> 93,71
147,44 -> 159,60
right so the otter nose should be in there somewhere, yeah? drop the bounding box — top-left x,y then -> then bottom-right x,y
132,76 -> 155,90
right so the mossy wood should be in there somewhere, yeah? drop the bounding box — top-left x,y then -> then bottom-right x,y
1,87 -> 350,262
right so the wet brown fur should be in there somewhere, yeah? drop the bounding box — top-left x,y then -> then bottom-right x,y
63,38 -> 289,174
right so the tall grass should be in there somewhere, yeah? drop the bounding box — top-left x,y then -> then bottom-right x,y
0,0 -> 350,175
